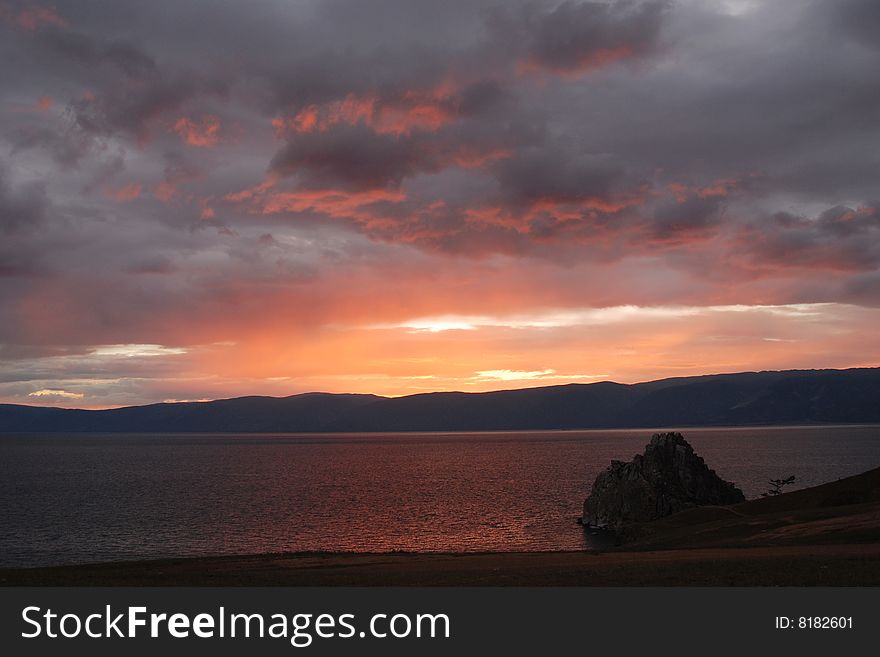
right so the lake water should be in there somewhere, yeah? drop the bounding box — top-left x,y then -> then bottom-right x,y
2,426 -> 880,568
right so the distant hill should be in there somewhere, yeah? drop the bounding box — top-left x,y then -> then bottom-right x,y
1,368 -> 879,433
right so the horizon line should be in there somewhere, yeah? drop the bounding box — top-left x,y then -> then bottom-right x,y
7,365 -> 879,412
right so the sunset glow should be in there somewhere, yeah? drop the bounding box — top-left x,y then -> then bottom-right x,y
1,0 -> 879,408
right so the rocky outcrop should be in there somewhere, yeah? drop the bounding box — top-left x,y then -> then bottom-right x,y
583,432 -> 745,530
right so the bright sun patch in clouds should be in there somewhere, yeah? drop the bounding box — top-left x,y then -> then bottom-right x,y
376,304 -> 835,333
389,317 -> 479,332
476,369 -> 556,381
91,344 -> 188,358
375,306 -> 693,333
474,369 -> 607,382
3,300 -> 879,406
28,389 -> 84,399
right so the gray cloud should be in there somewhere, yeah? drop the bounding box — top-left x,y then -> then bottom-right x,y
495,146 -> 630,205
651,195 -> 726,241
833,0 -> 880,49
270,125 -> 439,191
515,0 -> 670,73
34,27 -> 158,79
739,203 -> 880,272
0,165 -> 47,236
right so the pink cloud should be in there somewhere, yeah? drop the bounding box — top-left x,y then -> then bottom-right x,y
103,183 -> 142,202
172,115 -> 222,147
11,5 -> 67,31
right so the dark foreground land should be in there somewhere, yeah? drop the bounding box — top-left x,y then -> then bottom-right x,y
3,466 -> 880,586
2,545 -> 879,586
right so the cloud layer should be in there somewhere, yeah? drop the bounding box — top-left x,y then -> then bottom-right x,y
1,0 -> 878,406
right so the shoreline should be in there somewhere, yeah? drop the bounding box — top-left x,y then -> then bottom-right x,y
3,544 -> 880,586
4,422 -> 880,437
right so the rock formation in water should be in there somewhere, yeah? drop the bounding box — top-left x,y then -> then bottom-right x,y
583,432 -> 745,530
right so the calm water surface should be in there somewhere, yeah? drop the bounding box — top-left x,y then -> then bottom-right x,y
2,426 -> 880,567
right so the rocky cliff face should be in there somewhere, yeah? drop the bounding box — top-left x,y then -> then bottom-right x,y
583,432 -> 745,530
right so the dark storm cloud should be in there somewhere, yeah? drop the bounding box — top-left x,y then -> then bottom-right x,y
833,0 -> 880,49
845,271 -> 880,305
456,81 -> 510,116
35,27 -> 158,78
2,9 -> 228,152
495,147 -> 629,205
651,195 -> 726,241
46,26 -> 229,145
69,73 -> 227,143
739,204 -> 880,272
238,0 -> 880,269
254,0 -> 671,196
0,165 -> 47,235
514,0 -> 670,73
9,124 -> 95,167
270,125 -> 442,191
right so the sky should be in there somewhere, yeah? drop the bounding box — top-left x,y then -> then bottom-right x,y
1,0 -> 879,408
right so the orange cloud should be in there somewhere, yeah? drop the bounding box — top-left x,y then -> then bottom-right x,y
11,5 -> 67,31
198,199 -> 216,219
223,175 -> 279,203
464,206 -> 516,228
667,182 -> 690,202
36,95 -> 53,112
103,183 -> 142,202
257,188 -> 405,224
273,95 -> 374,136
528,196 -> 639,218
667,178 -> 739,202
224,174 -> 406,225
172,115 -> 222,147
452,147 -> 513,169
371,85 -> 458,136
517,46 -> 636,78
272,85 -> 460,139
154,181 -> 176,202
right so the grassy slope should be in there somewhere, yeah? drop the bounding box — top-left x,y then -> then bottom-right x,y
618,465 -> 880,551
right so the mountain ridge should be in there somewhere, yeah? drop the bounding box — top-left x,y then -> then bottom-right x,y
2,367 -> 879,432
